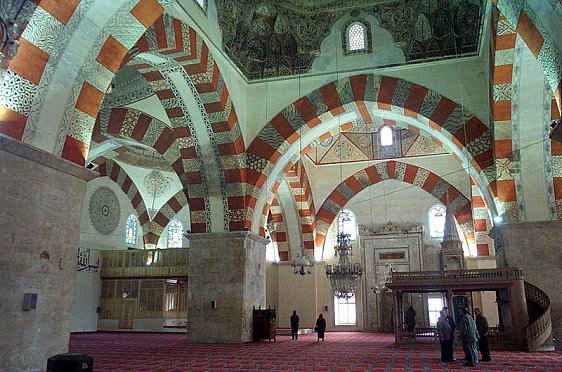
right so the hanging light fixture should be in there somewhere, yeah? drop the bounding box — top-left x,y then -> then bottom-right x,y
325,232 -> 363,299
0,1 -> 32,79
291,74 -> 314,276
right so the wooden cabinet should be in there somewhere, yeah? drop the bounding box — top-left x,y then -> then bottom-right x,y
253,307 -> 276,342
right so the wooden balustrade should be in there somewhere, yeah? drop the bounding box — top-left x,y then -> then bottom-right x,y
100,249 -> 189,278
388,268 -> 523,286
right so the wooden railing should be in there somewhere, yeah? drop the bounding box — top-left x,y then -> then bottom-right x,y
524,282 -> 552,351
101,249 -> 188,278
388,268 -> 523,286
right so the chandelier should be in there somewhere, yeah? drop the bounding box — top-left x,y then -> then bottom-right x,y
291,251 -> 314,275
325,232 -> 363,299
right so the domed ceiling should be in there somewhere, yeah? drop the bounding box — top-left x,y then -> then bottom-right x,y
216,0 -> 485,79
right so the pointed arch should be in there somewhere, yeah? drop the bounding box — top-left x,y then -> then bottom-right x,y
247,74 -> 493,233
315,160 -> 474,250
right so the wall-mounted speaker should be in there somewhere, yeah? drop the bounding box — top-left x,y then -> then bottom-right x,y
23,293 -> 38,311
210,300 -> 217,309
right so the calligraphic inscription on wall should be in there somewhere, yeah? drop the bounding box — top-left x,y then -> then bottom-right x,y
379,252 -> 406,260
77,248 -> 100,273
89,186 -> 120,235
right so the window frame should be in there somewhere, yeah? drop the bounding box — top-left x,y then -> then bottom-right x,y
334,294 -> 357,325
342,19 -> 372,56
167,219 -> 184,248
379,125 -> 394,147
125,214 -> 138,246
428,204 -> 446,239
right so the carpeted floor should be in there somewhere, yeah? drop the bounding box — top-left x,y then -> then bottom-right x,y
68,332 -> 562,371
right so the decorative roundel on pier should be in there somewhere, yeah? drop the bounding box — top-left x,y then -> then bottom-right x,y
89,187 -> 121,235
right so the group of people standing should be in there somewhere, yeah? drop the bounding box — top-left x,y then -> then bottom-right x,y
437,306 -> 491,366
290,310 -> 326,341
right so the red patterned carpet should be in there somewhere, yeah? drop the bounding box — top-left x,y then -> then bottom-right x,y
69,332 -> 562,371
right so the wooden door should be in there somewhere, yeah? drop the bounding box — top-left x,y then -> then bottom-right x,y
118,299 -> 136,329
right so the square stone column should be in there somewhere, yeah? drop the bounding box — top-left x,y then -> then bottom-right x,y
0,137 -> 95,371
187,231 -> 268,342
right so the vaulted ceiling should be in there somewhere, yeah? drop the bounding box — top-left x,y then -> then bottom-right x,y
216,0 -> 485,79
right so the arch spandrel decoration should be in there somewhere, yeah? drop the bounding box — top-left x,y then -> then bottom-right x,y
314,160 -> 474,250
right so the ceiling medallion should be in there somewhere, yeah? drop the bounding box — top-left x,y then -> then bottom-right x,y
89,186 -> 120,235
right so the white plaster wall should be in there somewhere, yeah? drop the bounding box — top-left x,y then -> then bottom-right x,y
70,249 -> 102,332
80,177 -> 144,251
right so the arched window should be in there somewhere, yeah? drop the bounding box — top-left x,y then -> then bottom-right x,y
337,209 -> 357,241
125,214 -> 137,245
167,220 -> 183,248
429,205 -> 446,238
380,125 -> 394,146
343,20 -> 371,55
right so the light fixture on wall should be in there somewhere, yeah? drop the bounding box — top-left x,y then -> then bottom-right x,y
291,75 -> 314,276
0,1 -> 33,79
326,232 -> 363,299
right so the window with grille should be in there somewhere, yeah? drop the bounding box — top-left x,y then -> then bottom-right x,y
125,214 -> 137,245
167,220 -> 183,248
343,20 -> 371,55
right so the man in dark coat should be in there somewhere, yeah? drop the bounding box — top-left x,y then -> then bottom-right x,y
290,310 -> 300,340
405,306 -> 416,334
458,307 -> 479,366
474,308 -> 491,361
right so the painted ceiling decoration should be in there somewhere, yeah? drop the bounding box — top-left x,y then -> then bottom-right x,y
217,0 -> 484,79
307,120 -> 447,165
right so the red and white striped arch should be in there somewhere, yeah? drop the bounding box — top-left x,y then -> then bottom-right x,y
315,160 -> 474,250
247,74 -> 493,234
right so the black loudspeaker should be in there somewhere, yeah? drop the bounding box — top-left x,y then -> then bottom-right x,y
210,300 -> 217,309
46,353 -> 93,372
23,293 -> 38,311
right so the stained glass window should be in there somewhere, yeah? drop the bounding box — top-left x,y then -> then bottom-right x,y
167,220 -> 183,248
125,214 -> 137,245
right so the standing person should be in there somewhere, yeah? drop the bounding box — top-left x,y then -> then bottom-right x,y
458,307 -> 479,366
442,306 -> 456,340
315,313 -> 327,341
474,308 -> 491,361
290,310 -> 300,340
437,310 -> 455,362
405,306 -> 416,337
